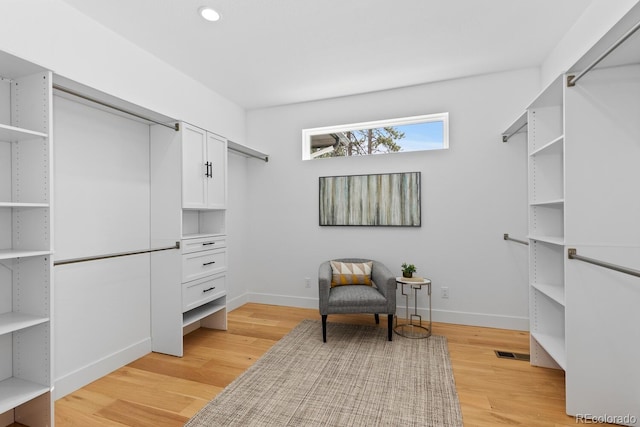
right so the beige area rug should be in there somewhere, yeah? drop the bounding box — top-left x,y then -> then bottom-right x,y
185,319 -> 463,427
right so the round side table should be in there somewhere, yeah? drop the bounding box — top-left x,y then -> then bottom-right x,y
394,277 -> 432,339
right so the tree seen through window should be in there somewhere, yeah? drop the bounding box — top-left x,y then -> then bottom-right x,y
304,114 -> 448,160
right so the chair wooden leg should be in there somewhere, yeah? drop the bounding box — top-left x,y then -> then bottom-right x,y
374,313 -> 379,324
322,315 -> 327,342
387,315 -> 393,341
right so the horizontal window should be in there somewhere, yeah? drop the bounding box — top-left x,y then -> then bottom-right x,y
302,113 -> 448,160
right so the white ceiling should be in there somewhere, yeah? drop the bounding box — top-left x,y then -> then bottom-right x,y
60,0 -> 592,110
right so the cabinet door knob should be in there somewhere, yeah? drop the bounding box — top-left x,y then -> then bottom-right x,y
203,286 -> 216,293
202,261 -> 216,266
204,161 -> 212,177
202,242 -> 215,246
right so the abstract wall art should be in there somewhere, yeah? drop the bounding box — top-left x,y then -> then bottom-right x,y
319,172 -> 421,226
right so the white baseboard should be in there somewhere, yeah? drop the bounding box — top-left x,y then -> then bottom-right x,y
245,292 -> 529,331
54,338 -> 151,400
227,292 -> 250,311
410,307 -> 529,331
247,292 -> 318,310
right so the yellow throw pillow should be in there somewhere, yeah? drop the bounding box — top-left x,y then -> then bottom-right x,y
330,261 -> 373,287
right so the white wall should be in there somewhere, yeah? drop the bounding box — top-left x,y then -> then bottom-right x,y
244,68 -> 538,330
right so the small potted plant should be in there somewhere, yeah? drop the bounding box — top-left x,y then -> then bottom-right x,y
401,263 -> 416,278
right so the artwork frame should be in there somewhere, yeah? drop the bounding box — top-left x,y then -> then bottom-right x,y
319,172 -> 421,227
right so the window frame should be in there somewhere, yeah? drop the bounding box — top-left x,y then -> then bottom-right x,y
302,112 -> 449,160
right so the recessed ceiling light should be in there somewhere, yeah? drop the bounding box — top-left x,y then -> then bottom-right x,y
199,7 -> 221,22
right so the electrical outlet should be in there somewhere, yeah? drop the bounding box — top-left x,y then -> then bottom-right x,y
441,287 -> 449,299
305,277 -> 311,288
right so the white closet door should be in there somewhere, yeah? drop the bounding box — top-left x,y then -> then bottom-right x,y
206,132 -> 227,209
182,123 -> 208,209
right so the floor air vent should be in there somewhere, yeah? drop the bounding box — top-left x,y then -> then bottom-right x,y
494,350 -> 530,361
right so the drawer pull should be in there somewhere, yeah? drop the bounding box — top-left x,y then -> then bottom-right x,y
202,261 -> 216,266
203,287 -> 216,293
202,242 -> 216,246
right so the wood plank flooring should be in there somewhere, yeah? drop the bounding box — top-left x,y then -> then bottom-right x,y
54,303 -> 594,426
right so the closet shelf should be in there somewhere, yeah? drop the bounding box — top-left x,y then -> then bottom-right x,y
0,123 -> 47,142
0,377 -> 49,415
0,202 -> 49,208
228,140 -> 269,162
0,249 -> 52,260
0,312 -> 49,336
183,299 -> 226,328
528,75 -> 564,109
531,332 -> 567,370
532,283 -> 565,306
530,135 -> 564,156
181,232 -> 225,240
528,235 -> 564,245
529,199 -> 564,207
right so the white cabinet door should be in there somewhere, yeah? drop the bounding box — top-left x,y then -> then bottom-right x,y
182,123 -> 208,209
182,123 -> 227,209
206,133 -> 227,209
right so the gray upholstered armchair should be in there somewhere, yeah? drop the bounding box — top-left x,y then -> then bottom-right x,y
318,258 -> 396,342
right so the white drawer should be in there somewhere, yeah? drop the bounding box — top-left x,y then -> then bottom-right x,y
182,248 -> 227,282
183,273 -> 226,312
182,235 -> 226,254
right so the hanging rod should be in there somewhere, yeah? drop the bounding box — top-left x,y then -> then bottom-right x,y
567,248 -> 640,278
54,242 -> 180,266
567,19 -> 640,87
503,233 -> 529,246
53,84 -> 179,131
227,140 -> 269,162
502,121 -> 528,143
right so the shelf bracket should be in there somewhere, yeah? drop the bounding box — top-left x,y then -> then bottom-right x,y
566,75 -> 576,88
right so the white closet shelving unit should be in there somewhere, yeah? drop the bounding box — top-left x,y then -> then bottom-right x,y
526,74 -> 566,370
0,52 -> 53,426
150,121 -> 228,357
503,4 -> 640,424
562,8 -> 640,423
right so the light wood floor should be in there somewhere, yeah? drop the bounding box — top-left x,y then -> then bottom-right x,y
53,303 -> 594,426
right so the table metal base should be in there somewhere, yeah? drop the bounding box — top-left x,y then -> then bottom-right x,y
394,278 -> 432,339
394,323 -> 431,339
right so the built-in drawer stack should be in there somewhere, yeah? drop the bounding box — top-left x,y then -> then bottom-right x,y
180,234 -> 227,330
181,235 -> 227,312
